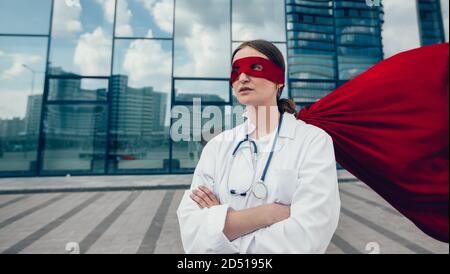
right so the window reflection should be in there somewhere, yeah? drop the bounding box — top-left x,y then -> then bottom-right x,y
335,1 -> 383,80
291,81 -> 335,103
171,105 -> 226,172
116,0 -> 173,38
232,0 -> 286,42
174,80 -> 229,103
110,39 -> 172,173
48,78 -> 108,101
41,104 -> 108,174
49,0 -> 113,76
0,0 -> 52,35
174,0 -> 230,78
286,0 -> 336,80
0,36 -> 47,175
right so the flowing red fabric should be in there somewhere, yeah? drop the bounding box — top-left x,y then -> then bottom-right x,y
297,43 -> 449,243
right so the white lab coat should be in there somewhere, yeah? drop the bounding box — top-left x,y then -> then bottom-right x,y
176,112 -> 341,254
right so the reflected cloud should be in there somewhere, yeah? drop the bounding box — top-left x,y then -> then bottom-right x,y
53,0 -> 83,37
136,0 -> 173,34
1,53 -> 41,80
97,0 -> 134,36
174,0 -> 230,78
145,29 -> 154,38
232,0 -> 285,42
73,27 -> 112,75
122,39 -> 171,90
0,89 -> 30,118
176,0 -> 227,36
176,24 -> 230,77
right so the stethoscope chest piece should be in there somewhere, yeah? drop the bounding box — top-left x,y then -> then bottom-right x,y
252,181 -> 268,199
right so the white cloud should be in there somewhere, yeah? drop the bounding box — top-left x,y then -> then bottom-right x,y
382,0 -> 420,58
150,0 -> 173,33
95,0 -> 115,23
122,39 -> 171,91
1,53 -> 42,80
52,0 -> 83,37
73,27 -> 112,75
232,0 -> 285,41
174,0 -> 225,37
0,89 -> 29,119
96,0 -> 134,36
441,0 -> 449,42
174,0 -> 230,78
136,0 -> 174,34
145,29 -> 154,38
176,23 -> 230,78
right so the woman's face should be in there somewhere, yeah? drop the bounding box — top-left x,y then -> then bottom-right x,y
231,46 -> 282,106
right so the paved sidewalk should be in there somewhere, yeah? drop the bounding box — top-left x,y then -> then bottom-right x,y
0,172 -> 448,254
0,170 -> 356,194
0,174 -> 193,194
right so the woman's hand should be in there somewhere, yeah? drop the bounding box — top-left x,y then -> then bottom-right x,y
190,185 -> 220,209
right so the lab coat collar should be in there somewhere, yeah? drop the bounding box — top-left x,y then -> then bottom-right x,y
242,111 -> 296,140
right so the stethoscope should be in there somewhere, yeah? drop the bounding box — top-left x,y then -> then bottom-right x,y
226,114 -> 284,200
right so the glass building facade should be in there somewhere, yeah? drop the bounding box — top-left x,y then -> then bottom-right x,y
0,0 -> 447,177
286,0 -> 384,108
417,0 -> 446,45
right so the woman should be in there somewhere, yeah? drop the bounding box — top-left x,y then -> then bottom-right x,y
177,40 -> 341,254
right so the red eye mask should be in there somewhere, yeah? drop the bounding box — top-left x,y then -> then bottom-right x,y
230,56 -> 285,85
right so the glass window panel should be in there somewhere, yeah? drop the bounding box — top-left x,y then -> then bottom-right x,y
49,0 -> 114,76
290,81 -> 335,102
0,0 -> 52,34
286,0 -> 336,81
41,104 -> 107,174
289,53 -> 336,80
174,80 -> 229,103
110,39 -> 172,173
174,0 -> 230,78
48,78 -> 108,101
0,36 -> 47,175
232,0 -> 286,42
171,104 -> 227,172
336,2 -> 382,80
115,0 -> 173,38
417,0 -> 446,45
338,54 -> 380,80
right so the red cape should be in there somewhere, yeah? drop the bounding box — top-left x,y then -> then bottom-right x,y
297,43 -> 449,243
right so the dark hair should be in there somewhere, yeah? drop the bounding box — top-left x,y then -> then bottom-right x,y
231,39 -> 296,115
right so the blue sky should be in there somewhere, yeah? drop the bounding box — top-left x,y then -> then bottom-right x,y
0,0 -> 52,34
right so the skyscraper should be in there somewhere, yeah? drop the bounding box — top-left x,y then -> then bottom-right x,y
286,0 -> 383,108
25,94 -> 43,136
417,0 -> 446,45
